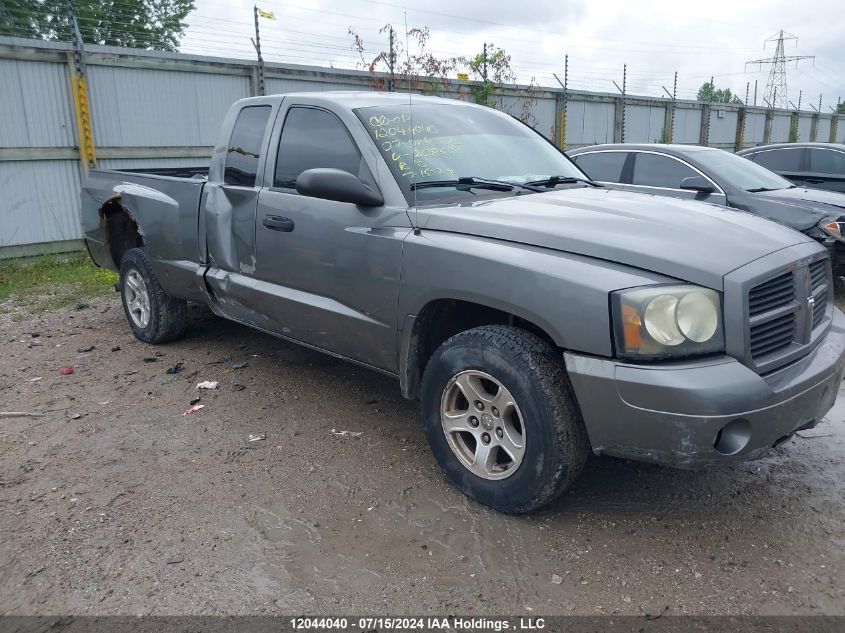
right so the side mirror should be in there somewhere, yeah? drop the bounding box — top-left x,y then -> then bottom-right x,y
680,175 -> 716,194
296,168 -> 384,207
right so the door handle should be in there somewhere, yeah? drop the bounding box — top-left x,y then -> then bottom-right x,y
262,215 -> 295,232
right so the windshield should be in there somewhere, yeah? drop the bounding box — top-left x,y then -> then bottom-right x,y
693,148 -> 793,192
354,103 -> 587,203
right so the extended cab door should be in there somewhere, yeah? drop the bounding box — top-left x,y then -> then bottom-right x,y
251,103 -> 411,372
203,101 -> 277,324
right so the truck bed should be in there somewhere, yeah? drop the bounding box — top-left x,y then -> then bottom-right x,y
110,166 -> 208,179
80,167 -> 209,302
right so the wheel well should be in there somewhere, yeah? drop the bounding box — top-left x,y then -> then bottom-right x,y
401,299 -> 558,399
99,198 -> 143,268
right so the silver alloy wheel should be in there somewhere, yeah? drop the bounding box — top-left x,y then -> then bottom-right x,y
440,370 -> 526,480
124,269 -> 151,329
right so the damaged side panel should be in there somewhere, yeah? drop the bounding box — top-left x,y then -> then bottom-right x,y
80,169 -> 208,301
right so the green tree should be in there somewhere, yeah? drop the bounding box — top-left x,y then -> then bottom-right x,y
466,44 -> 515,108
0,0 -> 195,52
697,82 -> 743,105
837,102 -> 845,115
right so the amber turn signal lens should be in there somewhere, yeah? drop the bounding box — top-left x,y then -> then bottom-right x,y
824,222 -> 842,237
622,304 -> 643,351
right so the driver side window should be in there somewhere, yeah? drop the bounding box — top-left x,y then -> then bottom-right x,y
274,107 -> 363,189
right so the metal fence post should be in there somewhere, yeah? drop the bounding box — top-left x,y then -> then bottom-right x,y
735,107 -> 746,151
66,2 -> 96,173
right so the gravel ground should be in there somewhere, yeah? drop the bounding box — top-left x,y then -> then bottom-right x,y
1,295 -> 843,616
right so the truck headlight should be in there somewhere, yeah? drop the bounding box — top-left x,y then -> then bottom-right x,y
818,217 -> 845,242
612,285 -> 724,360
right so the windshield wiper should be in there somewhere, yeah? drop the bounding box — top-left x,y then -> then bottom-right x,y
524,175 -> 601,188
745,186 -> 782,193
411,176 -> 542,193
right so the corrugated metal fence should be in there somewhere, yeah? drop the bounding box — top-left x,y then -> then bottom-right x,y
1,36 -> 843,256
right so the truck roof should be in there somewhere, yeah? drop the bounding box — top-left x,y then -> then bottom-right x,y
235,91 -> 465,109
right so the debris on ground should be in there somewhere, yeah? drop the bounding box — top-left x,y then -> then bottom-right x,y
248,432 -> 266,442
29,377 -> 42,383
196,381 -> 218,390
231,361 -> 248,369
182,404 -> 205,416
74,302 -> 89,310
330,429 -> 364,439
77,345 -> 95,353
189,397 -> 201,406
70,413 -> 85,420
166,553 -> 184,565
59,366 -> 74,375
642,606 -> 670,621
166,362 -> 185,375
143,357 -> 158,363
230,384 -> 246,392
551,574 -> 563,585
98,401 -> 112,406
111,346 -> 121,352
1,412 -> 46,419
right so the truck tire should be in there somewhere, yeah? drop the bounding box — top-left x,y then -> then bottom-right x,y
420,325 -> 589,513
119,248 -> 188,344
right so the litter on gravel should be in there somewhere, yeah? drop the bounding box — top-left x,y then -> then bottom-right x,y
182,404 -> 205,415
29,377 -> 42,382
59,366 -> 74,375
196,381 -> 218,390
230,384 -> 246,392
330,429 -> 364,439
77,345 -> 95,353
166,362 -> 185,375
248,432 -> 266,442
231,361 -> 248,369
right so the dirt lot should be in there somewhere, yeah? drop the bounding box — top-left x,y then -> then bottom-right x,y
1,293 -> 843,616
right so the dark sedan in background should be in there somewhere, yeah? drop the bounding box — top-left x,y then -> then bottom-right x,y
737,142 -> 845,193
567,143 -> 845,268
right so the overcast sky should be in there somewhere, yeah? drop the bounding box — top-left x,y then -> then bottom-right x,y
180,0 -> 843,111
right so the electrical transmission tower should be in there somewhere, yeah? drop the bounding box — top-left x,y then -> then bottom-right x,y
745,30 -> 814,108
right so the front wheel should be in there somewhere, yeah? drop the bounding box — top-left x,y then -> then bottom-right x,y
420,325 -> 589,513
119,248 -> 188,344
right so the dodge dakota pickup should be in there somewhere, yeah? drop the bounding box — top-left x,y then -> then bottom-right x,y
81,92 -> 845,513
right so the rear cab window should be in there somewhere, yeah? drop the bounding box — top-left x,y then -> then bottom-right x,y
224,106 -> 272,186
572,152 -> 627,183
631,153 -> 697,189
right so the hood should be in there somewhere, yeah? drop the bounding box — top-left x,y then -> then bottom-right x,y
751,187 -> 845,229
415,188 -> 815,289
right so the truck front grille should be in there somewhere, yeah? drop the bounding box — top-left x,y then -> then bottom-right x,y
748,271 -> 794,317
749,312 -> 795,359
810,260 -> 829,330
745,255 -> 832,369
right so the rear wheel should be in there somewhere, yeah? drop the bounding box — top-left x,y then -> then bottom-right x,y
420,325 -> 589,513
119,248 -> 187,344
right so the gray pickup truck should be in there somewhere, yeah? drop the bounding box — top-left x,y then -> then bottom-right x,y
82,92 -> 845,513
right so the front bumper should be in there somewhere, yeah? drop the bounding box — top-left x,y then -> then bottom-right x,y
565,309 -> 845,469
